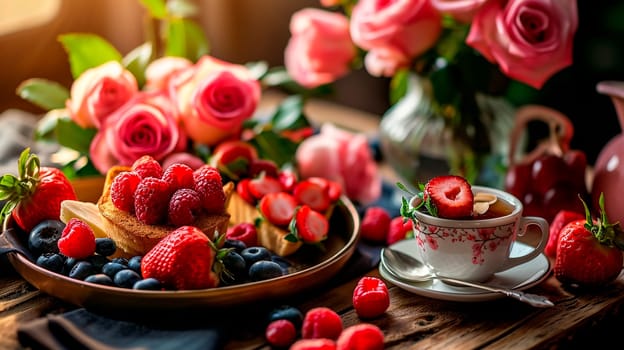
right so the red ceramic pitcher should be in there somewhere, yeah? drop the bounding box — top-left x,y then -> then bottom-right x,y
593,81 -> 624,224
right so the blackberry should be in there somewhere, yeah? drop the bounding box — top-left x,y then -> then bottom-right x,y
36,253 -> 65,273
114,269 -> 142,288
248,260 -> 283,281
95,238 -> 117,256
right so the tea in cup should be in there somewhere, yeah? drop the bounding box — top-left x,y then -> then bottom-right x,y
407,186 -> 549,282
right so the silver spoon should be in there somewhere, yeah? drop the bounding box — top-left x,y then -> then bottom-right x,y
381,247 -> 554,308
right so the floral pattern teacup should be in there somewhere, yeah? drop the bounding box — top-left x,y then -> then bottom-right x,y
409,186 -> 549,282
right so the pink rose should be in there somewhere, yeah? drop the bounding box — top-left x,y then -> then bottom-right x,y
284,8 -> 356,88
364,47 -> 411,77
66,61 -> 138,129
145,56 -> 193,91
170,55 -> 261,146
90,91 -> 186,174
430,0 -> 488,23
296,124 -> 382,205
466,0 -> 578,89
350,0 -> 442,61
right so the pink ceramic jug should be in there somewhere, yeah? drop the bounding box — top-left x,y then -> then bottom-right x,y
592,81 -> 624,224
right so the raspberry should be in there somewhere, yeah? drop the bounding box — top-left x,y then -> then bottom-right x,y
134,177 -> 172,225
57,218 -> 96,259
226,222 -> 258,248
194,167 -> 226,214
168,188 -> 202,226
132,155 -> 163,179
359,206 -> 391,243
302,307 -> 343,340
110,171 -> 141,212
386,216 -> 413,245
265,319 -> 297,348
291,339 -> 337,350
336,324 -> 384,350
162,163 -> 195,191
352,276 -> 389,319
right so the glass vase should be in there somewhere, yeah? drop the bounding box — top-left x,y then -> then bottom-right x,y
378,74 -> 516,189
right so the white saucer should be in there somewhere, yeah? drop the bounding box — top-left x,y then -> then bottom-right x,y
379,239 -> 552,302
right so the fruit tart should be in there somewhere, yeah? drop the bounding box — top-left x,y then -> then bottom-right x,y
96,157 -> 233,256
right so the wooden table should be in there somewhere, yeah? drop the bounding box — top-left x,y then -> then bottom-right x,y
2,95 -> 624,349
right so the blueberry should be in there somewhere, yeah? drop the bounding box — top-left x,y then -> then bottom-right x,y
69,261 -> 96,280
114,269 -> 142,289
240,246 -> 271,266
111,257 -> 128,266
84,273 -> 114,286
36,253 -> 65,273
87,254 -> 110,271
28,220 -> 65,255
271,255 -> 292,273
267,305 -> 304,329
133,278 -> 162,290
248,260 -> 283,281
220,250 -> 247,285
127,256 -> 142,274
102,262 -> 126,278
63,257 -> 79,275
95,238 -> 116,256
223,239 -> 247,252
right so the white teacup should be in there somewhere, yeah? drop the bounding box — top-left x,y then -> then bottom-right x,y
408,186 -> 549,282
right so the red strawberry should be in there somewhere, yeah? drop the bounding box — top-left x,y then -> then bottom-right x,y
307,177 -> 342,202
0,148 -> 77,232
259,192 -> 298,226
352,276 -> 390,319
131,155 -> 163,179
359,206 -> 391,243
292,205 -> 329,244
291,339 -> 337,350
110,171 -> 141,212
554,194 -> 624,287
336,324 -> 385,350
545,209 -> 584,258
278,169 -> 298,193
141,226 -> 218,290
248,174 -> 284,200
424,175 -> 474,219
248,159 -> 279,179
134,177 -> 172,225
265,319 -> 297,348
236,178 -> 256,205
293,179 -> 332,212
387,216 -> 413,245
57,218 -> 96,259
301,307 -> 343,340
226,222 -> 258,248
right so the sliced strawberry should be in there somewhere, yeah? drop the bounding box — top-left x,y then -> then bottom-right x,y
248,159 -> 279,179
293,179 -> 332,212
306,177 -> 342,202
236,178 -> 256,205
211,140 -> 257,178
293,205 -> 329,244
248,174 -> 284,200
259,192 -> 298,226
278,170 -> 298,193
424,175 -> 474,219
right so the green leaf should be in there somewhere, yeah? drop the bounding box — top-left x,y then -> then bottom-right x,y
59,34 -> 123,79
389,70 -> 409,105
270,95 -> 311,132
56,118 -> 97,154
165,19 -> 186,58
16,78 -> 70,111
138,0 -> 168,19
165,19 -> 209,61
122,42 -> 154,88
35,109 -> 67,141
249,130 -> 299,168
